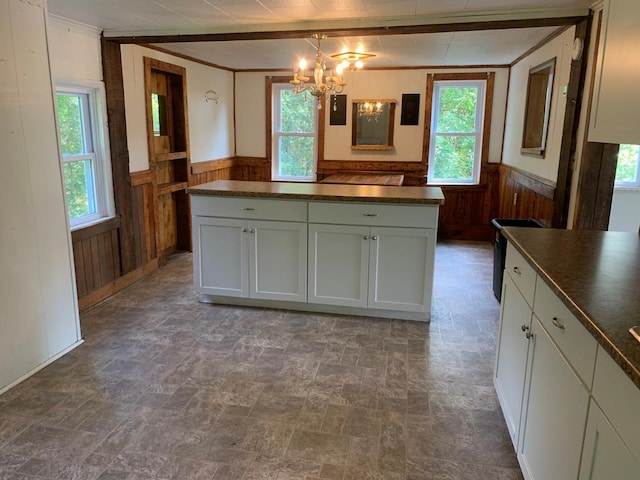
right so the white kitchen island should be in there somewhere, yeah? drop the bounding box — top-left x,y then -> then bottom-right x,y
188,180 -> 444,321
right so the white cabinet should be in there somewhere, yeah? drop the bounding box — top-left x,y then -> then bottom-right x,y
579,400 -> 640,480
193,216 -> 307,302
518,317 -> 590,480
494,274 -> 533,448
579,346 -> 640,480
308,223 -> 369,308
589,0 -> 640,144
308,224 -> 434,313
191,194 -> 439,320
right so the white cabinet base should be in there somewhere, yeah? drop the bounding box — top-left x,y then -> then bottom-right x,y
197,294 -> 431,322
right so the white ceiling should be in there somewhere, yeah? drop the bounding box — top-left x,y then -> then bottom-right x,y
47,0 -> 593,69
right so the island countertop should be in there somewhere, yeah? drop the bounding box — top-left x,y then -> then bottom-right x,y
503,227 -> 640,389
188,180 -> 445,205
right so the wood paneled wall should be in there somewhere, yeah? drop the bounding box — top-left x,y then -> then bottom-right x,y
497,164 -> 555,226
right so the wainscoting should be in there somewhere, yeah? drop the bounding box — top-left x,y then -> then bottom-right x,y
73,155 -> 557,311
497,164 -> 555,226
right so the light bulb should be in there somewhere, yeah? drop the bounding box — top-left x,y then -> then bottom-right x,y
336,64 -> 344,75
355,60 -> 364,69
298,58 -> 307,70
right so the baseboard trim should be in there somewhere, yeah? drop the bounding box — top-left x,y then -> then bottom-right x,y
78,258 -> 160,312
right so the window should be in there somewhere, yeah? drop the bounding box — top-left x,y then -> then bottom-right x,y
56,85 -> 112,228
615,144 -> 640,187
427,78 -> 487,185
272,84 -> 317,181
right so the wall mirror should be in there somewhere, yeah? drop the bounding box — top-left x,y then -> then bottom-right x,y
521,58 -> 555,157
352,99 -> 396,150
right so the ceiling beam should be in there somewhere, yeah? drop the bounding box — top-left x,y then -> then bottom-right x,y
105,16 -> 587,45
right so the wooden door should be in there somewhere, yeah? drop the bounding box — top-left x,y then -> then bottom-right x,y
144,57 -> 191,261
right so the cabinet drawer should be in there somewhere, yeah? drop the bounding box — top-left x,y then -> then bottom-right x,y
191,195 -> 307,222
533,279 -> 598,387
308,202 -> 438,228
505,245 -> 536,307
592,347 -> 640,463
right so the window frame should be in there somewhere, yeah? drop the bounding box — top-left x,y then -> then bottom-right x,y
271,83 -> 318,182
55,83 -> 114,230
424,73 -> 493,186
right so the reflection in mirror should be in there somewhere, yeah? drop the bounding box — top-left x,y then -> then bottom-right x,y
352,99 -> 396,150
151,93 -> 168,137
521,58 -> 555,157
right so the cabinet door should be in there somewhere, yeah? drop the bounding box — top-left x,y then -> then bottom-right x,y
249,220 -> 307,302
579,400 -> 640,480
589,0 -> 640,144
494,274 -> 532,448
308,223 -> 369,308
192,217 -> 248,297
368,227 -> 434,312
518,317 -> 589,480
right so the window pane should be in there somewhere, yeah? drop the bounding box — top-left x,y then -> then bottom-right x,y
437,87 -> 478,133
278,136 -> 314,177
615,144 -> 640,183
280,90 -> 314,133
432,135 -> 476,181
62,159 -> 97,219
56,94 -> 86,155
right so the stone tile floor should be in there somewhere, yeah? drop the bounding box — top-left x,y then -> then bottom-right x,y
0,241 -> 523,479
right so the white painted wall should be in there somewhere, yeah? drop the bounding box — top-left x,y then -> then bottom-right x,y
121,45 -> 235,172
502,27 -> 576,182
0,0 -> 81,393
609,189 -> 640,232
235,67 -> 508,163
48,15 -> 102,83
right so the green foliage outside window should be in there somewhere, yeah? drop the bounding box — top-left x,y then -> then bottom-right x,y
615,144 -> 640,184
56,93 -> 96,219
277,89 -> 315,178
432,86 -> 480,182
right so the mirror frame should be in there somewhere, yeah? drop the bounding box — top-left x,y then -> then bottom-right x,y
351,99 -> 396,150
521,57 -> 556,157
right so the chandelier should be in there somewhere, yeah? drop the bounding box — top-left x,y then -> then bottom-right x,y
291,34 -> 374,107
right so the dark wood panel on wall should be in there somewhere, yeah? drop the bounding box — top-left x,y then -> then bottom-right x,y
438,164 -> 500,241
190,157 -> 270,184
71,218 -> 121,311
498,164 -> 555,226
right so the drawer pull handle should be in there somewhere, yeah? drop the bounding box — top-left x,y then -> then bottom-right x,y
363,213 -> 378,217
242,207 -> 255,211
521,324 -> 530,332
513,266 -> 522,275
552,317 -> 565,330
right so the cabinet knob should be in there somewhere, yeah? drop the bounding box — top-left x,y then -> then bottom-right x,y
249,228 -> 255,234
513,266 -> 522,275
242,228 -> 247,233
525,332 -> 534,339
363,235 -> 369,240
371,236 -> 378,240
551,317 -> 565,330
521,324 -> 530,332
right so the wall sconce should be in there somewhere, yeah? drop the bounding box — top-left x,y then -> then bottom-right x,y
205,90 -> 219,104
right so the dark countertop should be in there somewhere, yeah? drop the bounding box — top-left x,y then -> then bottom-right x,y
188,180 -> 445,205
503,227 -> 640,389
